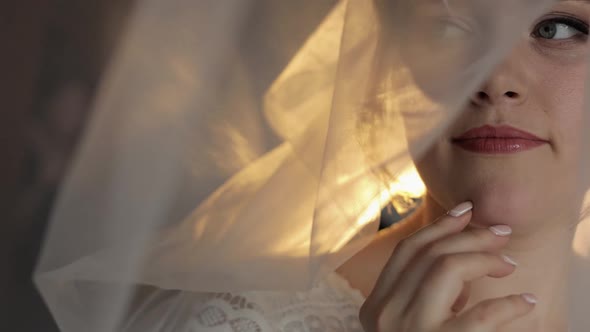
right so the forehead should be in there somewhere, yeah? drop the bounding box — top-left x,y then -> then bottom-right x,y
412,0 -> 590,14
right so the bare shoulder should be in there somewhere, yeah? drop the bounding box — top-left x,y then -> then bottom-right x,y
335,214 -> 427,298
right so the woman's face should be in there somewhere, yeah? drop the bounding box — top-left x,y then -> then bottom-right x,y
410,1 -> 590,231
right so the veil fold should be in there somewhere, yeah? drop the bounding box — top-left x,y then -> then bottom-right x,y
34,0 -> 590,331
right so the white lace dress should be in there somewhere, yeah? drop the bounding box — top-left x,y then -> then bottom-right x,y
126,273 -> 366,332
189,273 -> 365,332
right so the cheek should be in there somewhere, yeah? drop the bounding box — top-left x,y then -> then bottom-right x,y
413,142 -> 477,213
540,63 -> 586,133
540,64 -> 586,188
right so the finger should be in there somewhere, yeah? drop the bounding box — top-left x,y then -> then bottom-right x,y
408,252 -> 517,328
387,225 -> 511,311
370,202 -> 473,302
446,294 -> 537,332
451,282 -> 471,313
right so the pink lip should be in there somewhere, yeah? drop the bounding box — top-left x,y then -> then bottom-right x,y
452,125 -> 549,154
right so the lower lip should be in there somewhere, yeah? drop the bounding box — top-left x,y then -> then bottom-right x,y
452,138 -> 548,154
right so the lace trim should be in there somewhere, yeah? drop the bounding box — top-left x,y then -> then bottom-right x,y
189,273 -> 365,332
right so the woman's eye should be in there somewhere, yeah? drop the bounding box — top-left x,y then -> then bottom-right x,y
533,19 -> 589,40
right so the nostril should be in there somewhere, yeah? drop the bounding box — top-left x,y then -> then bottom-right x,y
505,91 -> 519,98
477,91 -> 488,100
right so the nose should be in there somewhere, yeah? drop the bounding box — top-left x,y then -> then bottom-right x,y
470,48 -> 529,107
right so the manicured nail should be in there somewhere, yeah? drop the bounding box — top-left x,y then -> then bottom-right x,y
447,202 -> 473,217
489,225 -> 512,236
521,293 -> 538,304
502,254 -> 518,266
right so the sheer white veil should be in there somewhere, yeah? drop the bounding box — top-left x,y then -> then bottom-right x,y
34,0 -> 590,331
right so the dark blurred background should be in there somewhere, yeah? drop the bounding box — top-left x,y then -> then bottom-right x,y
1,1 -> 347,331
1,0 -> 134,330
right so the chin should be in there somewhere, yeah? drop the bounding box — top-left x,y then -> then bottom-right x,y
458,178 -> 563,234
416,149 -> 571,232
424,171 -> 550,232
466,187 -> 534,230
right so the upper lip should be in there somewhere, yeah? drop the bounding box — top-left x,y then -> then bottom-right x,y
452,125 -> 548,142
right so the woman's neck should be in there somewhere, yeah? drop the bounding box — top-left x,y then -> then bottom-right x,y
419,195 -> 576,332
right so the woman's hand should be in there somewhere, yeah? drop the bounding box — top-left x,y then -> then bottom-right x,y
359,202 -> 537,332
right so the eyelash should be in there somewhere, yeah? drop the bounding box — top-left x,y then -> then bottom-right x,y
531,16 -> 589,40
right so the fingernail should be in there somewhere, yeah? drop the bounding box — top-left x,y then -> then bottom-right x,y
521,293 -> 538,304
447,202 -> 473,217
489,225 -> 512,236
502,254 -> 518,266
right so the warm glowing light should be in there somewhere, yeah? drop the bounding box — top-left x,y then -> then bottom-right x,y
390,165 -> 426,198
331,165 -> 426,253
573,193 -> 590,258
